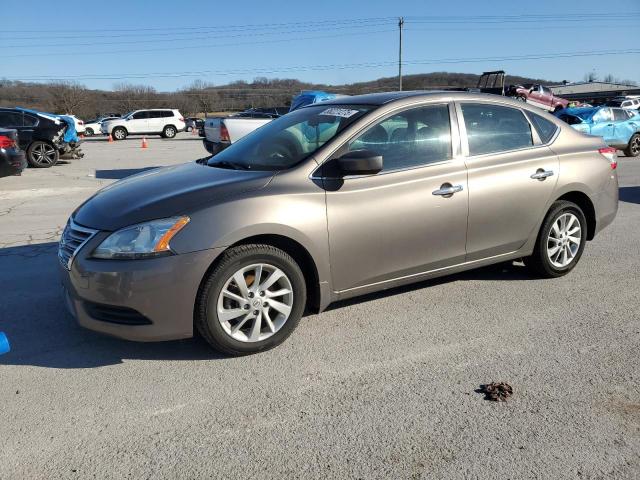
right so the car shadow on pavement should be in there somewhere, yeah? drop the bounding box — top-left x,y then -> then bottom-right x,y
0,243 -> 225,369
95,167 -> 160,179
619,186 -> 640,205
326,261 -> 533,312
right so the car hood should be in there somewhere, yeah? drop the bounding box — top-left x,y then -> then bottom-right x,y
73,162 -> 274,231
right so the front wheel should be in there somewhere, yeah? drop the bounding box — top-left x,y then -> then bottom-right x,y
624,133 -> 640,157
112,127 -> 127,140
525,200 -> 587,278
85,127 -> 94,136
195,244 -> 307,355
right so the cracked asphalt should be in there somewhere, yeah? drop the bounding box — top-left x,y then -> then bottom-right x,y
1,134 -> 639,479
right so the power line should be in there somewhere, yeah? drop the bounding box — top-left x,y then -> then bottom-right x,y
7,49 -> 639,82
4,22 -> 396,49
0,28 -> 396,58
2,16 -> 397,35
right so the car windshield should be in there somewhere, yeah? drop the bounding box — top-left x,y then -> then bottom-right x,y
206,104 -> 374,171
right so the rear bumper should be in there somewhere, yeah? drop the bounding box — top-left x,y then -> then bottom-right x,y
202,139 -> 228,155
593,173 -> 619,236
0,149 -> 26,176
59,240 -> 225,342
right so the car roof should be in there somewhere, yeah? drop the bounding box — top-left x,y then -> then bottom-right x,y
317,90 -> 532,107
318,91 -> 447,106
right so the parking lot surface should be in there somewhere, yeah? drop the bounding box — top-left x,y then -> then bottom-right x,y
1,134 -> 639,479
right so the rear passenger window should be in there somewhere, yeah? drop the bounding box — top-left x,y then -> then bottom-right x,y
23,114 -> 38,126
147,111 -> 163,118
162,111 -> 174,118
525,111 -> 558,144
0,111 -> 23,127
613,109 -> 629,121
349,104 -> 452,172
461,103 -> 533,156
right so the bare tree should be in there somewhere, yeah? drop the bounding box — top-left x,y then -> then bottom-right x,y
112,83 -> 158,113
185,79 -> 219,115
47,81 -> 88,114
583,71 -> 598,83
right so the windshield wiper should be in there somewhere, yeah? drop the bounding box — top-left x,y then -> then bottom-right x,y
208,160 -> 250,170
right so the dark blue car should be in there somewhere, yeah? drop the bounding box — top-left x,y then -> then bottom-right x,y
555,106 -> 640,157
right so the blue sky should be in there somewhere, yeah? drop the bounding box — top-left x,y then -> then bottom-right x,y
2,0 -> 639,91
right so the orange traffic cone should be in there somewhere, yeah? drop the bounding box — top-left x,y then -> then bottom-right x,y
108,133 -> 113,143
141,136 -> 148,149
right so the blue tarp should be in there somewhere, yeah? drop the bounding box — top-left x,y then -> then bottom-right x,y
15,107 -> 79,143
289,91 -> 339,112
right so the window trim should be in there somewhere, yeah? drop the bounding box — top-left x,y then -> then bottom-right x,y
311,101 -> 462,180
525,110 -> 560,146
454,100 -> 556,159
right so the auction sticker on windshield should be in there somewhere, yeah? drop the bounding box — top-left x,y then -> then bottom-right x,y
319,108 -> 360,118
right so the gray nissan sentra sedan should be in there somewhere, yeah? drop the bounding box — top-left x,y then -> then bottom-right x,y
59,91 -> 618,355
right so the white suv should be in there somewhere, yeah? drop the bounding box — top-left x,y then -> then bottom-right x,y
101,109 -> 185,140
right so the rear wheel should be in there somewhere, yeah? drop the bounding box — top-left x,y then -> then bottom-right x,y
624,133 -> 640,157
516,95 -> 527,102
85,127 -> 94,136
195,244 -> 306,355
525,200 -> 587,278
162,125 -> 177,138
112,127 -> 127,140
26,141 -> 59,168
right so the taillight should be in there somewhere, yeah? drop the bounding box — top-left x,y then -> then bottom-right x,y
179,117 -> 184,122
598,147 -> 618,169
0,135 -> 16,149
220,122 -> 231,142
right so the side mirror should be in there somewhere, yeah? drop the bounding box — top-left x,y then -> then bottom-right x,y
337,149 -> 383,175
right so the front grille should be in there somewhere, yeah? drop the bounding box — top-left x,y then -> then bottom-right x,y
58,220 -> 98,270
84,302 -> 152,325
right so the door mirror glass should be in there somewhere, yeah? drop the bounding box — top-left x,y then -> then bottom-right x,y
337,149 -> 383,175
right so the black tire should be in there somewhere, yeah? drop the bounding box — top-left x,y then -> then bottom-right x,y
623,133 -> 640,157
516,95 -> 527,102
195,244 -> 307,355
525,200 -> 587,278
26,141 -> 59,168
112,127 -> 127,141
162,125 -> 177,138
85,127 -> 94,136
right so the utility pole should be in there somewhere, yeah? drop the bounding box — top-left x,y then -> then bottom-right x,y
398,17 -> 404,91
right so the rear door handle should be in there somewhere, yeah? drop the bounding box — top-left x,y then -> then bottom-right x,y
530,169 -> 554,181
432,183 -> 463,196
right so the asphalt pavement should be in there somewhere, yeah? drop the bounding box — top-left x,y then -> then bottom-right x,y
1,133 -> 639,479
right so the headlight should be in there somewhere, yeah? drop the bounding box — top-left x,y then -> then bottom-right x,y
92,216 -> 189,259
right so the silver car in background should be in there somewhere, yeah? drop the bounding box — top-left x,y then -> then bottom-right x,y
59,91 -> 618,355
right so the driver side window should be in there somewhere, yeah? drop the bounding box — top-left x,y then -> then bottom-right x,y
349,105 -> 452,172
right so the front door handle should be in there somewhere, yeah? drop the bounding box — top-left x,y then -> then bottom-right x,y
432,183 -> 463,197
530,169 -> 554,181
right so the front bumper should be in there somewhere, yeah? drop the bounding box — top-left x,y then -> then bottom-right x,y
59,233 -> 224,341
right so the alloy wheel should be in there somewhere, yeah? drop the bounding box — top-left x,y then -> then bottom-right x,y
31,143 -> 57,166
631,136 -> 640,156
547,212 -> 582,268
216,263 -> 294,343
